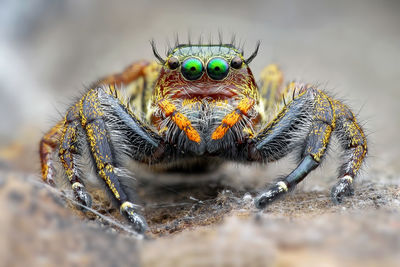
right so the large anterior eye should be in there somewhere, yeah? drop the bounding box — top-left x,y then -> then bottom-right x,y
181,58 -> 204,80
207,57 -> 229,80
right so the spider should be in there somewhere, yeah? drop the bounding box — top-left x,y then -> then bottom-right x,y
39,40 -> 367,234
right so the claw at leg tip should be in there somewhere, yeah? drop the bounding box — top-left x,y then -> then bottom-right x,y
72,182 -> 92,208
254,195 -> 268,209
255,181 -> 289,209
120,201 -> 148,234
331,175 -> 354,204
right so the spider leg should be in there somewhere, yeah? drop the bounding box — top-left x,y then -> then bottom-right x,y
58,103 -> 92,208
39,105 -> 93,207
79,87 -> 163,233
97,60 -> 160,115
39,120 -> 65,186
97,60 -> 152,86
40,61 -> 162,233
330,100 -> 367,203
249,87 -> 367,208
255,155 -> 319,209
258,64 -> 284,112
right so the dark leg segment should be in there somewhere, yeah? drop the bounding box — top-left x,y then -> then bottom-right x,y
40,61 -> 163,233
255,155 -> 318,208
58,103 -> 92,207
330,100 -> 367,203
255,115 -> 334,208
251,87 -> 367,208
78,87 -> 162,233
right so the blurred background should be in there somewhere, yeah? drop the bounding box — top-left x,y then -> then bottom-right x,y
1,0 -> 399,172
0,0 -> 399,266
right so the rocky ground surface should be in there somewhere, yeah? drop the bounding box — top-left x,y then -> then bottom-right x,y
1,138 -> 399,267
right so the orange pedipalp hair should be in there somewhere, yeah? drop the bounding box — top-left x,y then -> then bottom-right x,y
211,98 -> 254,140
158,99 -> 201,143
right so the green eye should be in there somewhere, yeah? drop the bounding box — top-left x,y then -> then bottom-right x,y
207,57 -> 229,80
181,58 -> 204,80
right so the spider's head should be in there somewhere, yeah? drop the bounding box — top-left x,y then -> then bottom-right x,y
151,42 -> 260,101
149,42 -> 262,151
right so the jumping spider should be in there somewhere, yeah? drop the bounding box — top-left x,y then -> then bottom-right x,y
40,40 -> 367,234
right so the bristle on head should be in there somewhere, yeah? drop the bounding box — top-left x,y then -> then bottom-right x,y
150,39 -> 166,64
245,41 -> 260,64
152,34 -> 260,64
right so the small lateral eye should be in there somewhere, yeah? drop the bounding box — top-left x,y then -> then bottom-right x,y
167,57 -> 180,69
181,58 -> 204,80
230,56 -> 243,69
207,57 -> 229,80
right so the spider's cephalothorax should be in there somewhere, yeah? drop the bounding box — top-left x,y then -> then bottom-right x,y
150,44 -> 261,156
39,41 -> 367,234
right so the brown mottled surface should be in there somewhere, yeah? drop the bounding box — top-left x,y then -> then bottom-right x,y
0,172 -> 140,267
1,159 -> 399,266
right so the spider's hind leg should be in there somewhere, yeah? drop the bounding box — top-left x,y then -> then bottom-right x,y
330,100 -> 367,203
258,64 -> 284,113
40,120 -> 64,186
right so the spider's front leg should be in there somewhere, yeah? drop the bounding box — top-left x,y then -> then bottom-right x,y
248,86 -> 367,209
77,87 -> 165,233
40,61 -> 163,233
39,109 -> 95,208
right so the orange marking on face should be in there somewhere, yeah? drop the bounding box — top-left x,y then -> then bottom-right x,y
212,111 -> 241,140
211,98 -> 254,140
237,98 -> 254,115
158,100 -> 201,143
158,99 -> 176,116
